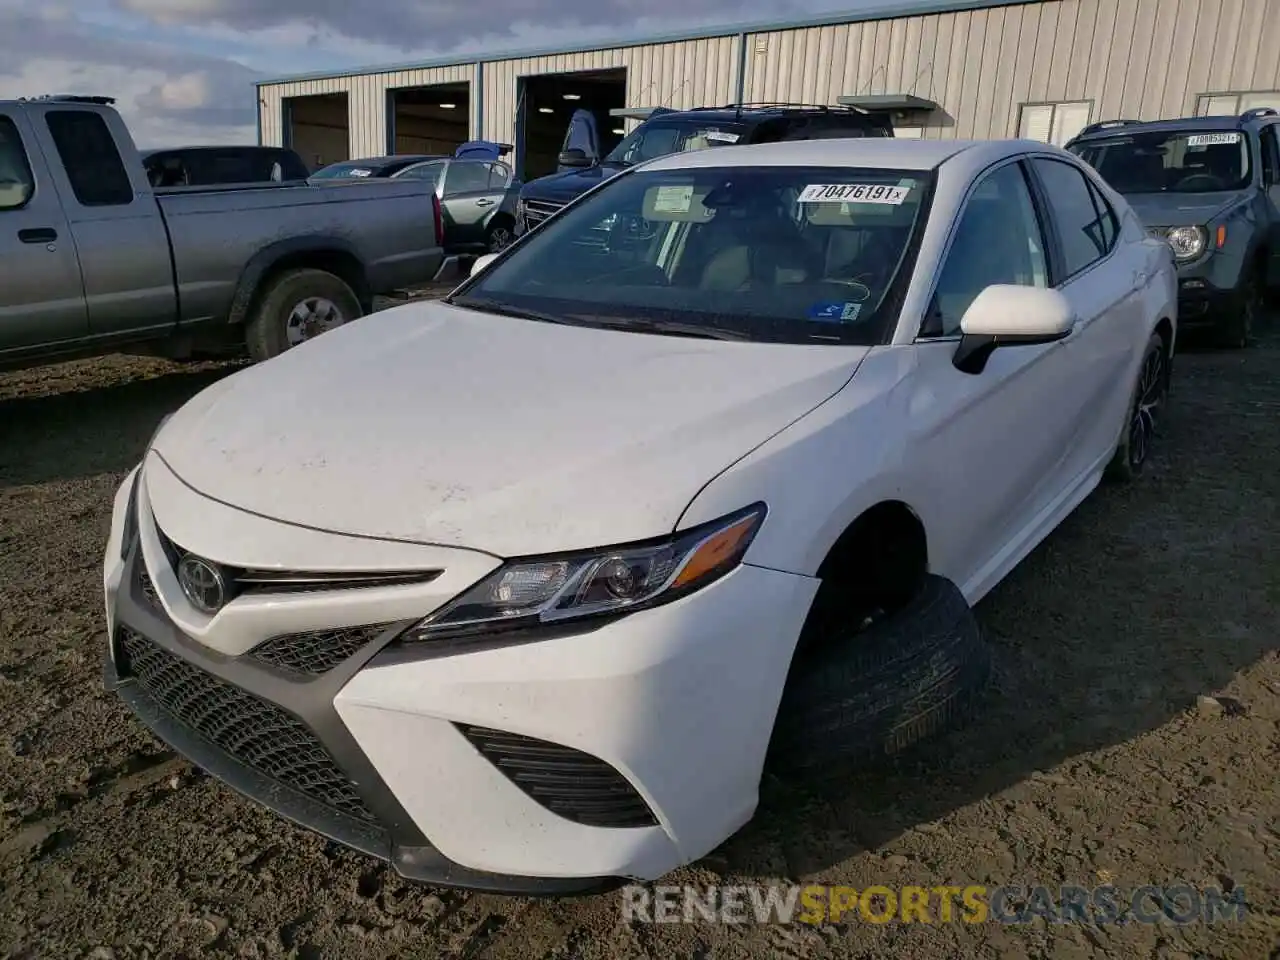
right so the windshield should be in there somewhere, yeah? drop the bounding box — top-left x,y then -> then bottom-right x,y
603,120 -> 747,166
452,165 -> 931,345
310,162 -> 382,179
1070,130 -> 1252,193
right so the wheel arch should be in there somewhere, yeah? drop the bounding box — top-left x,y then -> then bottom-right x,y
228,237 -> 372,327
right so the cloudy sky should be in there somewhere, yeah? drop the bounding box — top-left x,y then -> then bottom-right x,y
0,0 -> 874,148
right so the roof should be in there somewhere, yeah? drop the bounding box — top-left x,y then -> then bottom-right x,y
257,0 -> 1037,87
638,137 -> 985,172
1071,114 -> 1273,142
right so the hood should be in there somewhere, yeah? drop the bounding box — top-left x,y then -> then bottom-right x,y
1122,190 -> 1249,228
520,163 -> 627,204
151,302 -> 866,557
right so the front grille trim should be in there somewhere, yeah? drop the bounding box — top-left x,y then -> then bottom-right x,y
115,627 -> 379,823
251,624 -> 394,676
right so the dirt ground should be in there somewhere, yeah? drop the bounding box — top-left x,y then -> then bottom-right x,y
0,304 -> 1276,960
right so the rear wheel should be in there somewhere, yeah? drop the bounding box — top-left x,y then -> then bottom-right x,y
244,268 -> 363,362
1105,331 -> 1169,483
486,217 -> 515,254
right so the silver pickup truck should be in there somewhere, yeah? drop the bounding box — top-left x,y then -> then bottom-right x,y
0,95 -> 445,372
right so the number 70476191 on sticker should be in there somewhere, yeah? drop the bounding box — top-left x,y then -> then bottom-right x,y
798,183 -> 909,204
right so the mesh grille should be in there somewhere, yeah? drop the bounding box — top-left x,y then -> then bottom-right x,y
252,625 -> 390,676
115,628 -> 377,822
457,724 -> 657,829
137,565 -> 162,610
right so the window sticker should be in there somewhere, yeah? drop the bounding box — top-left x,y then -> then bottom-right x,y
703,130 -> 740,143
807,301 -> 863,322
347,168 -> 373,177
799,183 -> 909,204
651,184 -> 694,213
1186,132 -> 1241,146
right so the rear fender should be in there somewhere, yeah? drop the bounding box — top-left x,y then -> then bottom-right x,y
227,236 -> 369,325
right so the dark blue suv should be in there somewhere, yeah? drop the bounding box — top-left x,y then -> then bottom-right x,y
1066,108 -> 1280,347
515,103 -> 894,236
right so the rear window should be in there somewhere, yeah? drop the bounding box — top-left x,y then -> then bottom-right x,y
310,162 -> 381,179
1071,129 -> 1252,193
45,110 -> 134,206
455,164 -> 932,346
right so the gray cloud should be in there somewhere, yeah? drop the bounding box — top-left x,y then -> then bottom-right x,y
0,7 -> 261,145
114,0 -> 811,54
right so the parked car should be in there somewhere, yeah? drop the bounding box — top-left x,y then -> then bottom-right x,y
312,143 -> 521,256
1065,107 -> 1280,347
0,95 -> 445,372
515,102 -> 894,235
103,136 -> 1176,894
141,145 -> 310,187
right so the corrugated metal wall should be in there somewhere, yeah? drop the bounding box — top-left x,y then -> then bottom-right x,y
741,0 -> 1280,139
478,36 -> 740,143
259,0 -> 1280,152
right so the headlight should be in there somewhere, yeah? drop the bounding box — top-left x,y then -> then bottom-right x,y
1165,225 -> 1207,261
402,503 -> 766,642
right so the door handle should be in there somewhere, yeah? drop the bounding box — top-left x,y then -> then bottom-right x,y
18,227 -> 57,244
475,198 -> 495,207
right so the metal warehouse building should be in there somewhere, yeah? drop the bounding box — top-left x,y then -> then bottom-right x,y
257,0 -> 1280,178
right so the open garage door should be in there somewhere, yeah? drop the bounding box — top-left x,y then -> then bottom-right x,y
515,68 -> 626,180
286,93 -> 349,172
389,82 -> 470,155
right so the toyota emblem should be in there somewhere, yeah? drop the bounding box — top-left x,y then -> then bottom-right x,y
178,554 -> 228,614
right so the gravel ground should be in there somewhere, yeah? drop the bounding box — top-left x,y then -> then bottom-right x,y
0,304 -> 1276,960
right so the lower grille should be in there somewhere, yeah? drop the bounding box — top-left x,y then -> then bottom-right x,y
457,724 -> 657,829
252,624 -> 391,676
137,565 -> 162,610
115,628 -> 377,822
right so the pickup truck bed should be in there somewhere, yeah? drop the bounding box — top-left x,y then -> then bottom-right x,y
0,97 -> 445,371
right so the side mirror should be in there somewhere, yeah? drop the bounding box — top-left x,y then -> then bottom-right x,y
557,148 -> 592,168
469,252 -> 500,277
952,284 -> 1076,375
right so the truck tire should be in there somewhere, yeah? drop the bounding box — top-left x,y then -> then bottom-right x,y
245,268 -> 363,362
766,574 -> 992,778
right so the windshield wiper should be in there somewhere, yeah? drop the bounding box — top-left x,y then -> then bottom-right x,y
561,314 -> 749,341
449,297 -> 572,326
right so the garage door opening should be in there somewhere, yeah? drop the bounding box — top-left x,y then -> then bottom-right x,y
285,92 -> 349,172
516,68 -> 627,180
388,82 -> 471,156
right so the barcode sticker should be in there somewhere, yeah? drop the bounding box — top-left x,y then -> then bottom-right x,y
798,183 -> 910,204
1186,132 -> 1241,146
704,131 -> 741,143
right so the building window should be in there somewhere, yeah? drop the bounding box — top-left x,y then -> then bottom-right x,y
1196,91 -> 1280,116
1017,101 -> 1092,146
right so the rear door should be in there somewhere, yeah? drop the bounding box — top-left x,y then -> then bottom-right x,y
32,106 -> 175,339
0,107 -> 89,351
439,160 -> 500,248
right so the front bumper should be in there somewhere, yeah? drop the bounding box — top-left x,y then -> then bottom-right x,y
1174,276 -> 1238,328
102,464 -> 819,892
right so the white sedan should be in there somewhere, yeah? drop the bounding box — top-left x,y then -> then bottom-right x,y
102,136 -> 1177,893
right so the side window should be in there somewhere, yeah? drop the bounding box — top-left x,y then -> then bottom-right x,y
444,160 -> 491,196
1083,174 -> 1119,252
45,110 -> 134,206
1032,157 -> 1114,278
925,162 -> 1049,336
1261,126 -> 1280,185
487,161 -> 512,189
0,116 -> 36,210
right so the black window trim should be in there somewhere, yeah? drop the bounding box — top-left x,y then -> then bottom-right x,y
913,156 -> 1055,342
44,108 -> 135,208
0,112 -> 37,212
1023,154 -> 1122,286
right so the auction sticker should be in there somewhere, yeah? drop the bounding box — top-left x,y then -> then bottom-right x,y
704,130 -> 741,143
1186,132 -> 1241,146
799,183 -> 909,204
652,184 -> 694,213
807,300 -> 863,321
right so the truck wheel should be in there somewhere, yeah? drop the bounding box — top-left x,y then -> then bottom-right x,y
245,268 -> 363,362
765,574 -> 992,778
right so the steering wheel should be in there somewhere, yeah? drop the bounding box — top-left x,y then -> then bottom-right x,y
1173,173 -> 1226,192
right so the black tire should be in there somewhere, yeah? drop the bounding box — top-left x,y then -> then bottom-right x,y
1104,331 -> 1169,483
1217,271 -> 1259,349
485,217 -> 515,254
244,268 -> 362,363
766,574 -> 992,777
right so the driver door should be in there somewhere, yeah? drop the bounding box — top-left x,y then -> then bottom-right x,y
903,159 -> 1085,602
